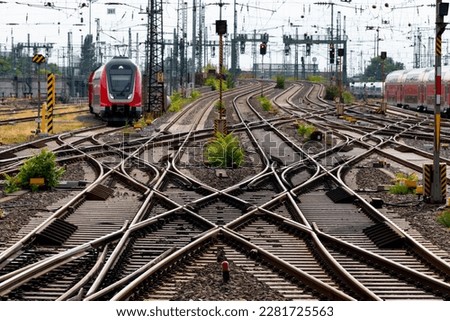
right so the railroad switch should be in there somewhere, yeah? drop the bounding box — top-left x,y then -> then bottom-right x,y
370,198 -> 384,208
310,131 -> 323,141
373,159 -> 389,168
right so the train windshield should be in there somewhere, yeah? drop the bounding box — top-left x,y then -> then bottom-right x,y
108,64 -> 134,97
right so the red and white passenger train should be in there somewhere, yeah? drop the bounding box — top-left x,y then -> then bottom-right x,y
88,57 -> 142,124
384,66 -> 450,116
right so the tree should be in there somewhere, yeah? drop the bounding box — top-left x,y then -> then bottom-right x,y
363,56 -> 404,82
0,57 -> 12,75
80,34 -> 97,77
79,34 -> 99,96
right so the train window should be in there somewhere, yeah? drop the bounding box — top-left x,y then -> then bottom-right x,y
110,74 -> 132,92
108,64 -> 133,94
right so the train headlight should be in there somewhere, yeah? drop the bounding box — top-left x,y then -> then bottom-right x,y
109,93 -> 114,99
127,94 -> 132,99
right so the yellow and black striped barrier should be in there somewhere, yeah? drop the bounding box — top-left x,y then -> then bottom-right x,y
46,73 -> 56,134
423,163 -> 447,201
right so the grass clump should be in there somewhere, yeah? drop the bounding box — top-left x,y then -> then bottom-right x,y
388,184 -> 411,195
205,132 -> 245,168
258,96 -> 272,112
3,149 -> 65,193
296,121 -> 316,139
437,211 -> 450,228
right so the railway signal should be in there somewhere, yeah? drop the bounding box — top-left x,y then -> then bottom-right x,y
222,260 -> 230,283
379,51 -> 387,114
260,43 -> 267,55
329,44 -> 335,64
214,0 -> 228,135
32,54 -> 46,134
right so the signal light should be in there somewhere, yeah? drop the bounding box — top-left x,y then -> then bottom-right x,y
329,44 -> 335,64
260,43 -> 267,55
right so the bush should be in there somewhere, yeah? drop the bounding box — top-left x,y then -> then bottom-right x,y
342,91 -> 355,104
205,77 -> 228,92
3,173 -> 20,193
226,74 -> 235,89
437,211 -> 450,228
205,132 -> 245,168
325,85 -> 339,101
3,149 -> 65,192
296,121 -> 316,139
191,90 -> 201,99
275,75 -> 285,89
258,96 -> 272,112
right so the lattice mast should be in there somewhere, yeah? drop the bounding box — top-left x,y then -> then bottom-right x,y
145,0 -> 165,115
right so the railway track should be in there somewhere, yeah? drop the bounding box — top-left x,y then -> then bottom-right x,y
0,80 -> 449,301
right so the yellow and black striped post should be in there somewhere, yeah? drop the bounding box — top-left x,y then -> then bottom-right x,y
46,73 -> 56,134
423,164 -> 432,197
40,102 -> 47,133
423,163 -> 447,201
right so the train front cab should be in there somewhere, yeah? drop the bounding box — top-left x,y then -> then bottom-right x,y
103,59 -> 142,123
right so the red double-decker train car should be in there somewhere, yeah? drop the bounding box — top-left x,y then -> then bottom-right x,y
385,66 -> 450,115
88,57 -> 142,124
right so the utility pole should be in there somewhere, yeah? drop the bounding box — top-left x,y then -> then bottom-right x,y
192,0 -> 197,83
431,0 -> 449,203
315,2 -> 336,82
198,3 -> 204,74
231,0 -> 237,78
252,30 -> 257,78
180,1 -> 188,93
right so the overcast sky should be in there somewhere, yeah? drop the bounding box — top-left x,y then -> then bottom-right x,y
0,1 -> 440,74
